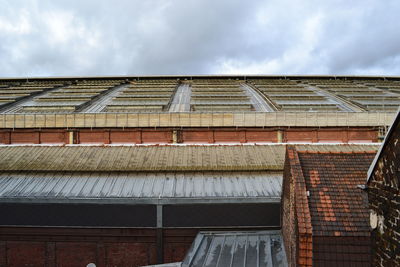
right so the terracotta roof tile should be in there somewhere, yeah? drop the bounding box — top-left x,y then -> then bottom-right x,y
298,151 -> 375,237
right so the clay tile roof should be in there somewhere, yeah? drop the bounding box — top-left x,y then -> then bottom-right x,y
297,151 -> 376,237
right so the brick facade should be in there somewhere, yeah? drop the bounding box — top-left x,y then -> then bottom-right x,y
368,116 -> 400,266
282,147 -> 313,266
0,127 -> 379,144
0,227 -> 197,267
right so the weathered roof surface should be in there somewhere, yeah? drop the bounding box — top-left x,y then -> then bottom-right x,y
284,147 -> 376,266
0,76 -> 398,127
0,145 -> 285,171
295,144 -> 380,152
298,151 -> 375,237
181,230 -> 287,267
0,144 -> 380,172
0,171 -> 282,204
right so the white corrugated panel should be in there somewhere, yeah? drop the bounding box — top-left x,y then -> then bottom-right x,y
0,171 -> 282,204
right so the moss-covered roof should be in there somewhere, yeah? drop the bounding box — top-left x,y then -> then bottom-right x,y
0,144 -> 380,172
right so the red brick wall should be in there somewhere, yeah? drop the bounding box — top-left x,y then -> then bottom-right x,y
245,129 -> 277,142
282,149 -> 297,266
368,122 -> 400,266
56,242 -> 98,267
105,243 -> 157,267
163,229 -> 198,263
10,131 -> 40,144
0,127 -> 379,144
182,130 -> 213,143
109,130 -> 141,144
286,130 -> 316,143
347,129 -> 377,142
214,130 -> 246,143
141,130 -> 172,144
0,132 -> 10,144
317,129 -> 346,142
282,147 -> 313,267
79,131 -> 108,144
5,241 -> 46,267
0,227 -> 202,267
0,227 -> 158,267
40,131 -> 67,144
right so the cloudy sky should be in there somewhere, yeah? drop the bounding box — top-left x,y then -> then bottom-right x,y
0,0 -> 399,77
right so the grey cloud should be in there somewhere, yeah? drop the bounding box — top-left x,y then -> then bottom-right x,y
0,0 -> 399,77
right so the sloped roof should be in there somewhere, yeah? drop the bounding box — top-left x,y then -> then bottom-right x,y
298,151 -> 375,237
0,171 -> 282,204
285,147 -> 376,265
0,145 -> 285,171
181,230 -> 287,267
0,144 -> 379,172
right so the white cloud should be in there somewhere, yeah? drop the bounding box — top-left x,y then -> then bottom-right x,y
0,0 -> 399,77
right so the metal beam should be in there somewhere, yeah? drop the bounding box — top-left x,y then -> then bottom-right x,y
157,204 -> 163,263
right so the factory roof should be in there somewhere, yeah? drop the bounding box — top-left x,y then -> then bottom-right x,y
0,144 -> 379,172
0,75 -> 398,127
0,171 -> 282,204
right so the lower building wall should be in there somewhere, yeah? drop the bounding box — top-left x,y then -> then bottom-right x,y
0,227 -> 193,267
163,229 -> 198,263
0,227 -> 272,267
0,127 -> 379,144
368,123 -> 400,267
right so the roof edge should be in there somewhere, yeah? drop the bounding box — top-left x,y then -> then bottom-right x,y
1,74 -> 400,81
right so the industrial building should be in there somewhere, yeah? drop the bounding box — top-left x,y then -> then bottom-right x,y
0,75 -> 398,266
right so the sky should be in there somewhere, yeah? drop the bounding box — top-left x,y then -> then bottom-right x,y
0,0 -> 400,77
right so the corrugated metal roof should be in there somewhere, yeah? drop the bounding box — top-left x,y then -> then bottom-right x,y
0,171 -> 282,204
142,263 -> 181,267
181,230 -> 287,267
0,144 -> 379,172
